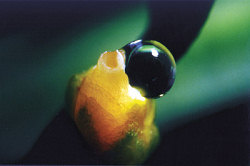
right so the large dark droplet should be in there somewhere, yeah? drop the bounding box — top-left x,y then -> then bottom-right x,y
122,40 -> 176,98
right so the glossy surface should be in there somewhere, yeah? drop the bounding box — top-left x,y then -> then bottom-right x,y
66,50 -> 159,164
0,4 -> 149,162
123,40 -> 176,98
2,0 -> 250,163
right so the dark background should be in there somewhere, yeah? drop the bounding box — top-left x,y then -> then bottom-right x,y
0,1 -> 248,165
19,98 -> 249,165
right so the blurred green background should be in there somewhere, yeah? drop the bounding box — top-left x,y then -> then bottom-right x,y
0,0 -> 249,163
156,0 -> 250,130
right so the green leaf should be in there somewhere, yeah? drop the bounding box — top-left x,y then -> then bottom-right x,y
0,4 -> 148,161
156,0 -> 250,131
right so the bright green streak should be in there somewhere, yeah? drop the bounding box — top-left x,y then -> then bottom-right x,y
156,0 -> 250,130
1,0 -> 250,162
0,4 -> 148,161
